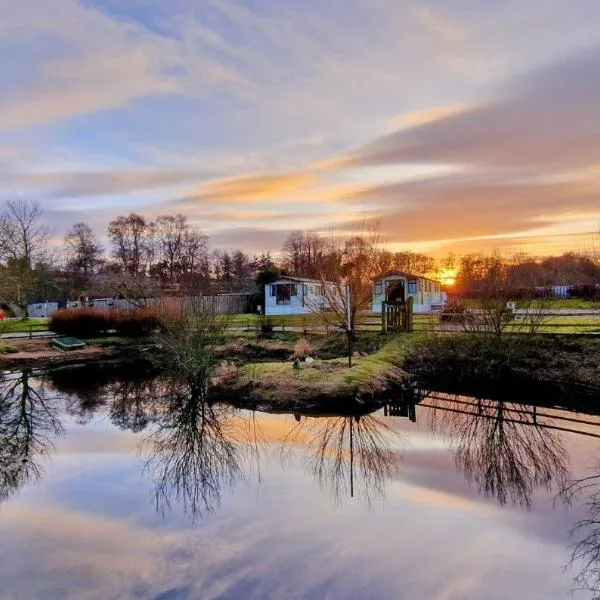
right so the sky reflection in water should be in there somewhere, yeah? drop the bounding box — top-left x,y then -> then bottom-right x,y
0,369 -> 599,599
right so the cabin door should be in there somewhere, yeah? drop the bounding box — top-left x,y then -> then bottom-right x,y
387,280 -> 405,303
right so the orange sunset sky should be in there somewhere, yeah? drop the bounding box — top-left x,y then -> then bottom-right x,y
1,0 -> 599,257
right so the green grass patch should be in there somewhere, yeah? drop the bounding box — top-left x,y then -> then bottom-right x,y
231,337 -> 411,404
0,318 -> 49,334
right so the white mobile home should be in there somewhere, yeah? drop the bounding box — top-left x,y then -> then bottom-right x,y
265,276 -> 339,316
372,271 -> 447,314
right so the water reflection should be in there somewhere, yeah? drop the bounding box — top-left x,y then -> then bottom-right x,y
0,370 -> 62,503
283,412 -> 400,504
562,462 -> 600,598
143,381 -> 246,520
3,364 -> 600,597
417,393 -> 569,508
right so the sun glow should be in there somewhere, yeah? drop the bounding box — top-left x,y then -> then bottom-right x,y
438,267 -> 458,287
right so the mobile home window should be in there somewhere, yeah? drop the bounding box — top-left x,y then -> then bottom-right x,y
270,284 -> 277,296
375,281 -> 383,295
275,283 -> 297,305
408,279 -> 417,294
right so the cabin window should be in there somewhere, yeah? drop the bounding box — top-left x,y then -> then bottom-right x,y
375,281 -> 383,295
275,284 -> 297,305
270,284 -> 277,296
408,279 -> 417,294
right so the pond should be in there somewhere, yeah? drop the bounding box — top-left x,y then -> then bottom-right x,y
1,364 -> 600,599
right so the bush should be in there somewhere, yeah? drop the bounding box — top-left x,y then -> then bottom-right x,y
50,308 -> 112,337
113,308 -> 160,337
293,337 -> 313,359
50,308 -> 159,338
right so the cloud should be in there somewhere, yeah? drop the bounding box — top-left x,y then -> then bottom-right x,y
350,46 -> 600,174
344,173 -> 600,251
208,227 -> 292,252
190,172 -> 316,204
2,169 -> 207,199
0,0 -> 244,129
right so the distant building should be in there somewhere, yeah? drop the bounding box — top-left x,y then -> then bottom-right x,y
27,302 -> 59,318
372,271 -> 447,313
264,276 -> 340,316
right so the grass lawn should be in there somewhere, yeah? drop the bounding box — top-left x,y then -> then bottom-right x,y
462,298 -> 599,310
411,313 -> 599,334
0,318 -> 50,334
230,336 -> 413,403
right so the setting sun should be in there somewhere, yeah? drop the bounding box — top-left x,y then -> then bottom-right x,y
437,268 -> 458,287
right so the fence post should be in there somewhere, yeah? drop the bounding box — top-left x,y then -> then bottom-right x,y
406,297 -> 414,332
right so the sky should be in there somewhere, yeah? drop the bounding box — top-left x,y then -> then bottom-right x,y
1,0 -> 600,257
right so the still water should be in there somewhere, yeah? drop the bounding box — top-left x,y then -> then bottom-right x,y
1,366 -> 600,599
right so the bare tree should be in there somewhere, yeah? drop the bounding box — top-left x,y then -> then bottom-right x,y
107,213 -> 149,276
0,199 -> 51,269
180,226 -> 209,279
282,231 -> 326,278
0,199 -> 53,306
154,214 -> 186,285
305,225 -> 381,348
64,222 -> 104,286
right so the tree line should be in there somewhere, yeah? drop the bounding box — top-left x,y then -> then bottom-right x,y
0,198 -> 598,308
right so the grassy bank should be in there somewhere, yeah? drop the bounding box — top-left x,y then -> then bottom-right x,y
217,337 -> 412,406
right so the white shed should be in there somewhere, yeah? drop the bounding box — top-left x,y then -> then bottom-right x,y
264,276 -> 339,316
372,271 -> 447,313
27,302 -> 59,318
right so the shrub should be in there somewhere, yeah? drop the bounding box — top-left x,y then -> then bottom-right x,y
50,308 -> 111,337
113,308 -> 160,337
293,337 -> 313,359
50,308 -> 159,338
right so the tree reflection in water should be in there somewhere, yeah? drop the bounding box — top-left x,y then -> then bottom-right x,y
143,382 -> 248,521
424,394 -> 569,508
561,463 -> 600,599
0,370 -> 62,503
282,412 -> 400,504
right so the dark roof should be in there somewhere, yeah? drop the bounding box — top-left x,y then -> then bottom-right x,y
273,276 -> 339,286
373,270 -> 442,284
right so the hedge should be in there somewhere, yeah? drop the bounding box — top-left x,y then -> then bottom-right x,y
50,308 -> 160,338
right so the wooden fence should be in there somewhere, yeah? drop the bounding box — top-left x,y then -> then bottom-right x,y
67,294 -> 251,315
145,295 -> 251,315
